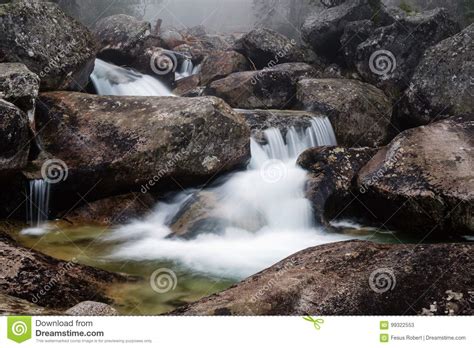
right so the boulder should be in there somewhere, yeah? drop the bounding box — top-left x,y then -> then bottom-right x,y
0,99 -> 29,175
0,63 -> 39,115
401,24 -> 474,128
234,28 -> 318,69
357,115 -> 473,235
63,193 -> 155,226
93,14 -> 158,66
65,301 -> 119,316
200,51 -> 250,86
36,93 -> 250,205
173,74 -> 201,96
297,146 -> 378,225
0,1 -> 98,91
160,29 -> 186,49
296,78 -> 395,147
0,231 -> 127,309
171,240 -> 474,315
340,20 -> 375,69
355,8 -> 460,96
0,293 -> 60,315
207,63 -> 321,109
301,0 -> 380,60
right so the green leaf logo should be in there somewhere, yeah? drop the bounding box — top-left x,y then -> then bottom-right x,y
8,316 -> 32,343
303,316 -> 324,330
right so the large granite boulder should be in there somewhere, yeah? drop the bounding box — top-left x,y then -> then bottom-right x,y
207,63 -> 321,109
401,24 -> 474,128
0,63 -> 39,116
0,1 -> 98,91
36,93 -> 250,206
296,78 -> 395,147
200,51 -> 249,86
355,8 -> 460,96
172,240 -> 474,315
357,115 -> 473,235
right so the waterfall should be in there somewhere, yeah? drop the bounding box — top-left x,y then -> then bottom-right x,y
105,117 -> 346,278
91,59 -> 173,96
175,58 -> 195,80
25,179 -> 51,232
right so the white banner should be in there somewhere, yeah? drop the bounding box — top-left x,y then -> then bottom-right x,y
1,316 -> 472,347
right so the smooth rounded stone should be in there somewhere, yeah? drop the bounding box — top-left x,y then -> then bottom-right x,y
65,301 -> 119,316
0,1 -> 98,91
93,14 -> 154,65
355,8 -> 460,97
160,29 -> 186,49
297,146 -> 378,225
0,231 -> 127,309
301,0 -> 380,60
234,28 -> 319,69
171,240 -> 474,315
400,24 -> 474,128
207,63 -> 321,109
200,51 -> 250,86
0,63 -> 39,114
296,78 -> 395,147
0,293 -> 61,316
173,74 -> 201,96
63,193 -> 155,226
357,115 -> 474,235
0,99 -> 29,174
36,93 -> 250,204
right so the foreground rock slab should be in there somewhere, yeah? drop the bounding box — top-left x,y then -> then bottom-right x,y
0,1 -> 98,91
357,115 -> 473,235
171,240 -> 473,315
0,63 -> 39,115
0,232 -> 127,309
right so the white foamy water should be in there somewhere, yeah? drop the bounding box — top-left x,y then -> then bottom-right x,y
91,59 -> 174,96
22,179 -> 51,236
106,118 -> 346,279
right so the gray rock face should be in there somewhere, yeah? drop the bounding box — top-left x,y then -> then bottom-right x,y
357,115 -> 474,235
340,20 -> 375,69
207,63 -> 321,109
65,301 -> 119,316
0,99 -> 29,175
0,63 -> 39,114
302,0 -> 380,60
234,28 -> 318,69
200,51 -> 250,86
296,78 -> 394,147
171,240 -> 474,315
94,14 -> 153,65
0,1 -> 98,91
298,146 -> 378,225
36,93 -> 250,202
401,24 -> 474,128
0,231 -> 126,309
355,8 -> 460,96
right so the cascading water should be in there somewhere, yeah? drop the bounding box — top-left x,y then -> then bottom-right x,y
175,58 -> 199,80
105,117 -> 347,278
91,59 -> 174,96
25,179 -> 51,234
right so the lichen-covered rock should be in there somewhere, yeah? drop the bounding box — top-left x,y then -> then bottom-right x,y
0,1 -> 98,91
297,146 -> 378,225
0,231 -> 127,309
200,51 -> 249,86
357,115 -> 474,235
355,8 -> 460,96
0,63 -> 39,115
65,301 -> 119,316
207,63 -> 321,109
296,78 -> 395,147
171,240 -> 474,315
0,99 -> 29,175
36,93 -> 250,204
302,0 -> 381,60
234,28 -> 318,69
340,20 -> 375,69
401,24 -> 474,128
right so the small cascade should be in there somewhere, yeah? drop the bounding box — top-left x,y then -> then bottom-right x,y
91,59 -> 173,97
105,117 -> 346,278
175,58 -> 195,80
26,179 -> 50,228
